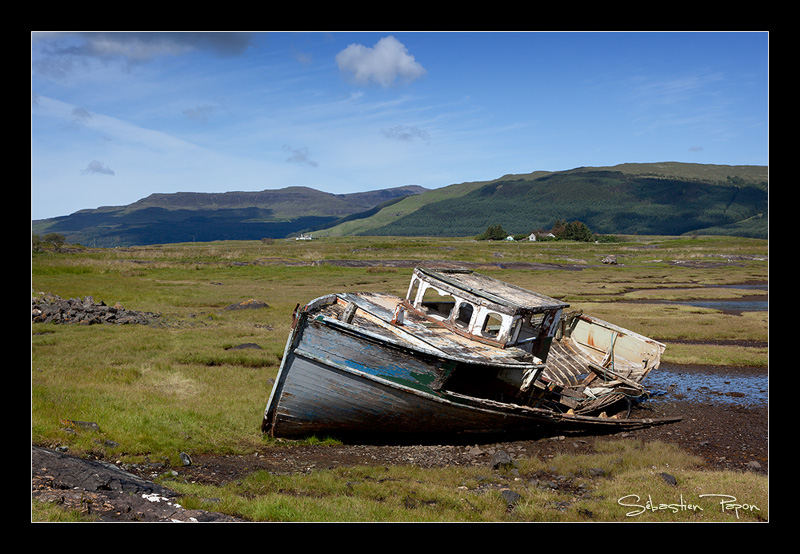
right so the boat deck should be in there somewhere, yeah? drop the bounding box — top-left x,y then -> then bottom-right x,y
316,292 -> 537,367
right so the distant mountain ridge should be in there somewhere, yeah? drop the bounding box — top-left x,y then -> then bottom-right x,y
31,185 -> 427,247
32,162 -> 768,246
121,185 -> 427,218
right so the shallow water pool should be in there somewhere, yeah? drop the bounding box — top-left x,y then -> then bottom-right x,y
644,364 -> 768,407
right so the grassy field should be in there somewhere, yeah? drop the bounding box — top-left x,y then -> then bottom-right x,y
31,235 -> 768,522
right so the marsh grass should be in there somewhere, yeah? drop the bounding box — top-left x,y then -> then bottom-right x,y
167,439 -> 767,522
31,499 -> 97,522
32,235 -> 768,521
663,341 -> 768,367
560,441 -> 769,522
32,321 -> 279,461
175,464 -> 511,522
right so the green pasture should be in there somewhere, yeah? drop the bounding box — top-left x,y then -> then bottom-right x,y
31,235 -> 768,521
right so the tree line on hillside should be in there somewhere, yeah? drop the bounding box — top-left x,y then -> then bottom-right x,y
32,233 -> 67,252
477,220 -> 598,242
365,171 -> 768,239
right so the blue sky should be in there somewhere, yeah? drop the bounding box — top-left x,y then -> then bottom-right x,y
31,31 -> 769,221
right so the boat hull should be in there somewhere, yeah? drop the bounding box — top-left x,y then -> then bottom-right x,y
262,311 -> 676,438
266,348 -> 551,437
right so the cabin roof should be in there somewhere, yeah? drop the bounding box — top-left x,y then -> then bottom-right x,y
415,267 -> 570,313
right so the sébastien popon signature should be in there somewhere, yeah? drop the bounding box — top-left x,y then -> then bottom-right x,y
618,494 -> 761,519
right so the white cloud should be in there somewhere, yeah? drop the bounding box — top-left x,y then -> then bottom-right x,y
335,36 -> 426,87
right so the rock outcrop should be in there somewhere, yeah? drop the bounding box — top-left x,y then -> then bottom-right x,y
32,294 -> 159,325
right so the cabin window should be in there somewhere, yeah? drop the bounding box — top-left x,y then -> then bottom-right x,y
421,288 -> 456,320
454,302 -> 474,329
407,279 -> 420,305
481,312 -> 504,338
515,313 -> 544,343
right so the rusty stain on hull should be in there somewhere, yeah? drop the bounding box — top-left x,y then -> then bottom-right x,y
262,268 -> 677,438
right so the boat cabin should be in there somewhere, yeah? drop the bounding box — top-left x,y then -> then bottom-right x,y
404,268 -> 570,359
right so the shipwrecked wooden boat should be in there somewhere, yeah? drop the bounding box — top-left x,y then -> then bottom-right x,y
262,267 -> 678,438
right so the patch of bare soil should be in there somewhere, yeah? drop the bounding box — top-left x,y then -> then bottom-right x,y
157,387 -> 768,482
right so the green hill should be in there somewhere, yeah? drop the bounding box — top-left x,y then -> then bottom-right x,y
323,162 -> 768,239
